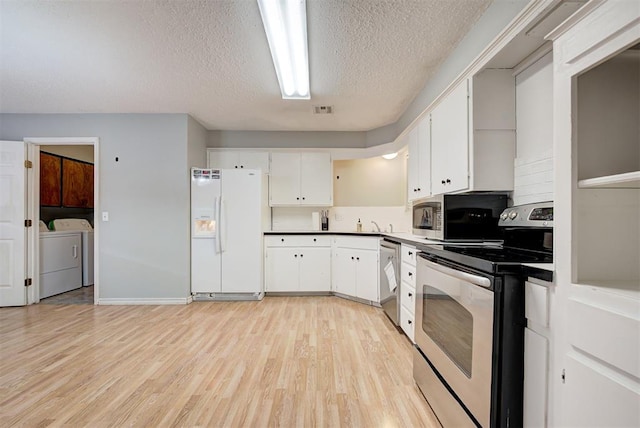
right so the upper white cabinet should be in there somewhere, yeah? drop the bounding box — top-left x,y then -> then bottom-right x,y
207,150 -> 270,172
407,116 -> 431,201
430,69 -> 516,195
270,152 -> 333,206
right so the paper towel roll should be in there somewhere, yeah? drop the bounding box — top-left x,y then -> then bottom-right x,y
311,212 -> 320,231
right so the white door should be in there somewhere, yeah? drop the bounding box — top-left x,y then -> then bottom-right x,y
270,153 -> 301,205
407,127 -> 420,201
300,153 -> 332,206
239,152 -> 270,172
299,247 -> 331,292
355,249 -> 379,302
265,247 -> 299,292
0,140 -> 27,307
332,247 -> 356,297
431,79 -> 469,194
220,170 -> 262,293
417,115 -> 432,199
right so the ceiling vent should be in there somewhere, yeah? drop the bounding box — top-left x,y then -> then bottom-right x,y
313,105 -> 333,114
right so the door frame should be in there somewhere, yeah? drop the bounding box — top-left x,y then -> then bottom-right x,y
24,137 -> 100,305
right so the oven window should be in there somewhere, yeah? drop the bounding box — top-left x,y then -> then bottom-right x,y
422,285 -> 473,377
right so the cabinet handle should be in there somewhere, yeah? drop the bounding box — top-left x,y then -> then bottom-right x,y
408,251 -> 413,256
441,180 -> 446,185
408,292 -> 413,297
234,165 -> 238,168
351,256 -> 354,260
302,197 -> 305,200
356,257 -> 360,261
417,188 -> 421,191
240,165 -> 244,168
446,178 -> 451,184
313,238 -> 316,242
408,320 -> 412,325
296,197 -> 300,200
294,254 -> 298,258
281,238 -> 284,242
72,245 -> 78,259
413,188 -> 417,192
408,272 -> 413,277
300,254 -> 304,258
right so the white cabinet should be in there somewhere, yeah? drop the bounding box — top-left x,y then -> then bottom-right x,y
207,150 -> 270,172
430,70 -> 516,195
549,3 -> 640,426
264,235 -> 331,292
400,244 -> 417,342
269,152 -> 332,206
523,277 -> 552,428
407,116 -> 431,201
332,236 -> 379,303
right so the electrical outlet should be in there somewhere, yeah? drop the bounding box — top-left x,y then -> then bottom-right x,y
334,213 -> 343,221
102,211 -> 109,222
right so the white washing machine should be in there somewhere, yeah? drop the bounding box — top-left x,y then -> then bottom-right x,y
52,218 -> 94,286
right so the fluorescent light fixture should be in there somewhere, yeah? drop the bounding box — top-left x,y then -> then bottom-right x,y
382,152 -> 398,160
257,0 -> 310,99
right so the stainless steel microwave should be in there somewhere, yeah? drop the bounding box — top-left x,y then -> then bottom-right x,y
412,194 -> 508,241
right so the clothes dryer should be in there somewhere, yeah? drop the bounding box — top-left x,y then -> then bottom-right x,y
51,219 -> 94,286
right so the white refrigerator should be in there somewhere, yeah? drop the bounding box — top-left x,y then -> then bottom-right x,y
191,168 -> 264,297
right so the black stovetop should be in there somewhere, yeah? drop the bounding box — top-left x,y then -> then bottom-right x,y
421,243 -> 552,275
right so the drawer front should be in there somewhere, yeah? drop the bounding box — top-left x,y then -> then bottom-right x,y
265,235 -> 331,247
525,280 -> 549,327
401,244 -> 417,266
400,305 -> 415,343
333,236 -> 379,250
401,282 -> 416,315
402,262 -> 416,288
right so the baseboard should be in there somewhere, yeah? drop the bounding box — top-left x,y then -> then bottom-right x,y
97,297 -> 191,305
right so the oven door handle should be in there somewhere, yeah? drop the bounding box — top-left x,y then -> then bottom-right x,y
422,258 -> 491,289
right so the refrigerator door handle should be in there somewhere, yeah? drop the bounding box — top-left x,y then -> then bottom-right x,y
219,196 -> 225,253
214,196 -> 222,254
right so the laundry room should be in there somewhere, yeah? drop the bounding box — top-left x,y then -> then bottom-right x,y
38,144 -> 95,303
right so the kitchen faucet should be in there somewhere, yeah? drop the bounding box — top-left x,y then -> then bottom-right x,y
388,224 -> 393,233
371,221 -> 381,232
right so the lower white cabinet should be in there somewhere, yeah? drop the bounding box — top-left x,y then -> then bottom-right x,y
400,244 -> 417,342
524,276 -> 552,427
332,237 -> 379,302
264,235 -> 331,292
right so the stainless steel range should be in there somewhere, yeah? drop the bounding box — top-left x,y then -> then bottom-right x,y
413,202 -> 553,427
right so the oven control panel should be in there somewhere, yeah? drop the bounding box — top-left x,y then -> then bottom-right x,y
499,202 -> 553,227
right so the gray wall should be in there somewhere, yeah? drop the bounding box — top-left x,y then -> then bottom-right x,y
206,0 -> 529,149
188,116 -> 208,168
0,113 -> 192,300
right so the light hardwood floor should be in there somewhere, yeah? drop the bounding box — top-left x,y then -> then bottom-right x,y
0,296 -> 440,427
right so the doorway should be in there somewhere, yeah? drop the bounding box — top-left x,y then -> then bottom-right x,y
25,137 -> 100,306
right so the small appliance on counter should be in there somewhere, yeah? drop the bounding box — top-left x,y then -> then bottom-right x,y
412,193 -> 508,241
413,201 -> 553,427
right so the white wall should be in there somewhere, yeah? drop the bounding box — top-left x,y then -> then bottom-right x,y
333,155 -> 406,207
0,113 -> 194,301
188,116 -> 208,168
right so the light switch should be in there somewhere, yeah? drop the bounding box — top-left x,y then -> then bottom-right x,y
102,211 -> 109,222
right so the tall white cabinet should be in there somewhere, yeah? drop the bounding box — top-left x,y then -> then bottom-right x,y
549,1 -> 640,426
269,152 -> 333,206
407,117 -> 431,201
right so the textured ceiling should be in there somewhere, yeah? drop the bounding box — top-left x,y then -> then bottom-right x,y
0,0 -> 491,131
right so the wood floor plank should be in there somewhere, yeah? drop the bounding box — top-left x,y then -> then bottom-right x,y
0,296 -> 440,427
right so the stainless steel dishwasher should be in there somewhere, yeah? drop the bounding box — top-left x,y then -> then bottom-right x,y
379,238 -> 401,326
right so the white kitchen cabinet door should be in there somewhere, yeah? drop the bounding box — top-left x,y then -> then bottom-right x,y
208,151 -> 270,172
300,153 -> 332,206
417,115 -> 431,198
299,247 -> 331,292
265,247 -> 299,292
407,126 -> 420,201
355,249 -> 378,302
431,79 -> 469,195
270,153 -> 301,205
332,247 -> 356,297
